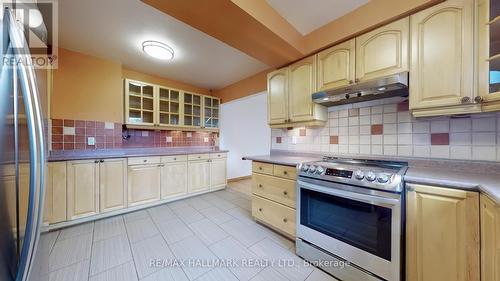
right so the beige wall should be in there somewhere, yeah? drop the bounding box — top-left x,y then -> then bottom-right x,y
51,48 -> 210,122
213,69 -> 269,103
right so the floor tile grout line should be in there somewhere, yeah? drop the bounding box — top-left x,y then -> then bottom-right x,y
122,214 -> 141,281
86,222 -> 95,281
48,231 -> 94,274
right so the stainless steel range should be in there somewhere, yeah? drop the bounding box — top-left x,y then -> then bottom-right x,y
296,156 -> 408,281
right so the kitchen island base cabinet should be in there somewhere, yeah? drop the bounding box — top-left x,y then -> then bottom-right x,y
161,162 -> 188,199
480,194 -> 500,281
99,159 -> 127,213
188,160 -> 210,193
406,184 -> 480,281
67,160 -> 99,220
127,163 -> 161,207
252,195 -> 296,238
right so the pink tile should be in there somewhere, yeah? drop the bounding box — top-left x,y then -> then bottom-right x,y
52,143 -> 63,150
75,136 -> 86,143
96,122 -> 105,129
397,100 -> 409,112
75,127 -> 85,136
431,133 -> 450,145
63,135 -> 74,142
51,134 -> 62,142
85,121 -> 96,128
63,143 -> 74,150
299,129 -> 306,136
75,143 -> 86,150
75,120 -> 86,127
86,127 -> 96,136
52,126 -> 63,134
63,119 -> 74,127
52,119 -> 63,126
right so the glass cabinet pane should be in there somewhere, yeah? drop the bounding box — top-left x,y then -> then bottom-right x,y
490,58 -> 500,93
193,117 -> 201,126
171,102 -> 179,113
160,100 -> 169,112
171,114 -> 179,125
185,116 -> 192,126
213,108 -> 219,118
159,113 -> 169,124
205,97 -> 212,107
185,93 -> 192,104
193,95 -> 201,105
143,111 -> 154,123
184,104 -> 192,115
171,91 -> 179,102
205,108 -> 212,118
129,84 -> 141,95
143,85 -> 154,98
159,88 -> 169,100
213,99 -> 219,107
193,105 -> 200,116
143,98 -> 154,111
129,110 -> 141,123
213,119 -> 219,127
129,96 -> 141,109
205,118 -> 211,127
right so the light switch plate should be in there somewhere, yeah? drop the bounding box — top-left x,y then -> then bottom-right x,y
141,131 -> 149,137
87,137 -> 96,146
104,122 -> 114,129
166,136 -> 173,143
203,137 -> 209,143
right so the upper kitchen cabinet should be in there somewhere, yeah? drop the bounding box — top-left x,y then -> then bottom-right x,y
409,0 -> 480,117
203,96 -> 220,128
267,68 -> 289,125
355,17 -> 409,82
183,92 -> 202,128
157,86 -> 181,127
267,57 -> 327,128
317,39 -> 356,91
125,79 -> 155,126
478,0 -> 500,111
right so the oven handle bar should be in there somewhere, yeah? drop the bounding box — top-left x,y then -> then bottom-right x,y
298,180 -> 401,208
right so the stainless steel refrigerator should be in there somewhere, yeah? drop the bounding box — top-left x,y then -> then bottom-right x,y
0,4 -> 49,281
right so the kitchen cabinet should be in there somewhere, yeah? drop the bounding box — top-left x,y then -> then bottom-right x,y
157,86 -> 181,127
480,194 -> 500,281
251,161 -> 297,238
99,158 -> 127,213
267,68 -> 289,125
203,96 -> 220,128
406,184 -> 480,281
1,164 -> 29,232
67,160 -> 99,220
266,57 -> 327,128
125,79 -> 155,126
183,92 -> 202,127
355,17 -> 409,82
188,159 -> 211,193
210,157 -> 227,189
317,39 -> 356,91
44,162 -> 67,224
409,0 -> 480,117
477,0 -> 500,111
127,159 -> 161,206
160,161 -> 188,199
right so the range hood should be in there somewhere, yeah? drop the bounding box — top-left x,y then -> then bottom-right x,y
312,72 -> 409,107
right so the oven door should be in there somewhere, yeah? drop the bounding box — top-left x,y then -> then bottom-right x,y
297,179 -> 401,281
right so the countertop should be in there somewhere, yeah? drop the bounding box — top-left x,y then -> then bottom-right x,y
49,147 -> 228,162
244,150 -> 500,204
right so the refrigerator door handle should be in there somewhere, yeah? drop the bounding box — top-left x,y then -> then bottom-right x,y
5,9 -> 46,281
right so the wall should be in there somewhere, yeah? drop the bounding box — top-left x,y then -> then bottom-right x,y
271,97 -> 500,162
219,92 -> 270,179
214,69 -> 269,103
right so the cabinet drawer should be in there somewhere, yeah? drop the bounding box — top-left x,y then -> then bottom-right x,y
128,157 -> 161,166
252,195 -> 296,237
161,155 -> 187,163
252,162 -> 273,175
210,152 -> 227,159
252,173 -> 296,208
273,165 -> 297,180
188,154 -> 210,161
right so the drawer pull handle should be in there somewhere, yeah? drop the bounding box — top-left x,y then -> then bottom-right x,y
283,218 -> 288,223
258,208 -> 262,212
259,167 -> 262,170
198,156 -> 201,158
174,158 -> 177,160
283,171 -> 288,175
143,160 -> 147,163
283,191 -> 288,196
258,184 -> 263,188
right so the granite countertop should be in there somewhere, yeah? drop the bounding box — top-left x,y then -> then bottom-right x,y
49,147 -> 228,162
244,150 -> 500,204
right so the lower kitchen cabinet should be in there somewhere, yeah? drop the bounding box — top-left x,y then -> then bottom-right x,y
210,157 -> 227,189
44,162 -> 67,224
161,161 -> 188,199
99,158 -> 127,213
406,183 -> 480,281
127,162 -> 161,206
252,195 -> 296,237
480,194 -> 500,281
67,160 -> 99,220
188,159 -> 211,193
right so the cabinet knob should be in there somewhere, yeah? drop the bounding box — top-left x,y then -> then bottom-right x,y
283,218 -> 288,223
94,160 -> 99,164
349,80 -> 354,84
173,158 -> 177,160
258,208 -> 262,212
474,96 -> 483,103
100,159 -> 104,163
283,171 -> 288,175
283,191 -> 288,196
258,184 -> 263,188
143,160 -> 147,163
259,167 -> 262,170
461,96 -> 471,103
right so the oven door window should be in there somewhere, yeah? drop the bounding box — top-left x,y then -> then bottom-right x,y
301,188 -> 392,261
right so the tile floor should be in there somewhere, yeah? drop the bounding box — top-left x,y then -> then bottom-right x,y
44,180 -> 337,281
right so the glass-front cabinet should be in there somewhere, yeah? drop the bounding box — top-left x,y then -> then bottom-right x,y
479,0 -> 500,110
204,96 -> 220,128
125,80 -> 155,125
124,79 -> 219,130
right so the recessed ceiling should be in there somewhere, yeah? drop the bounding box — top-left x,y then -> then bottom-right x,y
58,0 -> 269,90
266,0 -> 369,35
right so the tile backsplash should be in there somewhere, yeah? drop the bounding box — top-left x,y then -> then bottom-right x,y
50,118 -> 217,151
271,97 -> 500,161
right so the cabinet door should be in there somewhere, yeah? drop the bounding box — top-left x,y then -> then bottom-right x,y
67,160 -> 99,220
406,184 -> 480,281
288,56 -> 316,122
317,39 -> 356,91
210,158 -> 227,189
127,164 -> 161,206
188,160 -> 210,193
99,158 -> 127,213
356,17 -> 409,82
409,0 -> 475,111
124,79 -> 156,126
480,194 -> 500,281
161,162 -> 188,199
267,69 -> 288,124
45,162 -> 67,224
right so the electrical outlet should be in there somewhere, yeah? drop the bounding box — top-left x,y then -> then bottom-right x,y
186,132 -> 192,138
141,131 -> 149,137
87,137 -> 96,146
104,122 -> 114,129
166,136 -> 173,143
204,137 -> 209,143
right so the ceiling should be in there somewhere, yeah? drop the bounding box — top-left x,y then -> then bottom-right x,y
58,0 -> 268,90
266,0 -> 369,35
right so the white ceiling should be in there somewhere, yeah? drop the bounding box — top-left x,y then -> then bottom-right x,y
266,0 -> 369,35
58,0 -> 269,90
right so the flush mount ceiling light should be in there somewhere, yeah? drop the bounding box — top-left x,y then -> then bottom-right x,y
142,40 -> 174,60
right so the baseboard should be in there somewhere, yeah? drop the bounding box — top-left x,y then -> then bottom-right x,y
228,175 -> 251,182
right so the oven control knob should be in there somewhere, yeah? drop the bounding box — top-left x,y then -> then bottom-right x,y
354,170 -> 364,180
316,166 -> 325,175
377,173 -> 391,183
308,165 -> 317,173
301,164 -> 310,172
365,171 -> 376,181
